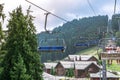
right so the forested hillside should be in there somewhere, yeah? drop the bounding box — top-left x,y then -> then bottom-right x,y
112,14 -> 120,46
38,15 -> 108,62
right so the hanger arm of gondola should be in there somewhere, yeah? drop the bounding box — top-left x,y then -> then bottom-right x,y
44,12 -> 50,32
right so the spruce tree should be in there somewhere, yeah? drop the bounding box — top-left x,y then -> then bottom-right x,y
50,67 -> 56,75
65,68 -> 74,77
0,6 -> 43,80
10,53 -> 31,80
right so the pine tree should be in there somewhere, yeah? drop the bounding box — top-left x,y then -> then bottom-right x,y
10,53 -> 31,80
65,68 -> 74,77
0,6 -> 43,80
50,67 -> 56,75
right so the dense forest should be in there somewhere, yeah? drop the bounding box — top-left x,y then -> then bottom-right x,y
38,15 -> 108,62
112,14 -> 120,46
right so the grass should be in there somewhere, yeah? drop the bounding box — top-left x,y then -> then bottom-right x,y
76,46 -> 102,58
107,60 -> 120,72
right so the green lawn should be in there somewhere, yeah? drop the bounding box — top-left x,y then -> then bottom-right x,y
76,46 -> 102,58
107,60 -> 120,72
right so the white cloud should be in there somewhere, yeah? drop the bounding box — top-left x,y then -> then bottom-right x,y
99,1 -> 120,18
1,0 -> 119,33
101,4 -> 114,17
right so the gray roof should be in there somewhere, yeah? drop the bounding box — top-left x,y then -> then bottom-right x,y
44,63 -> 57,69
68,55 -> 94,61
81,55 -> 93,60
59,61 -> 74,69
75,61 -> 98,70
90,71 -> 119,78
59,61 -> 99,70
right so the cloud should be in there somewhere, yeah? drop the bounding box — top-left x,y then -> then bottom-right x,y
0,0 -> 97,33
1,0 -> 119,33
100,2 -> 120,18
101,4 -> 114,16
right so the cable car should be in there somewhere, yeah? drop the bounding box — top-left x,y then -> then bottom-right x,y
75,42 -> 89,47
38,12 -> 66,53
75,38 -> 99,47
88,39 -> 99,46
38,38 -> 66,53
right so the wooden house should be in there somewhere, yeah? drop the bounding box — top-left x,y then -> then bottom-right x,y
43,62 -> 57,74
55,61 -> 100,78
55,61 -> 74,76
74,61 -> 100,78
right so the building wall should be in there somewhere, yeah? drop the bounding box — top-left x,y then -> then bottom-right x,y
75,63 -> 100,78
86,63 -> 100,73
90,78 -> 100,80
44,67 -> 51,74
46,69 -> 51,74
75,70 -> 87,78
55,63 -> 65,76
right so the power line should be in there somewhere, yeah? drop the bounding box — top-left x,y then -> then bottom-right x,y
87,0 -> 96,16
25,0 -> 68,22
25,0 -> 80,28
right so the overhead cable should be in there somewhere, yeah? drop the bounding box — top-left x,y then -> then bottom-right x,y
25,0 -> 68,22
25,0 -> 80,27
87,0 -> 96,16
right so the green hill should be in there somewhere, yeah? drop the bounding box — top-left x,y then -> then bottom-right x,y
38,15 -> 108,62
76,46 -> 101,55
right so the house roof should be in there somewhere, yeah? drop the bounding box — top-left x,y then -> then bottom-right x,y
81,55 -> 93,60
90,71 -> 119,78
57,61 -> 100,70
59,61 -> 74,69
44,62 -> 57,69
68,55 -> 94,61
74,61 -> 98,70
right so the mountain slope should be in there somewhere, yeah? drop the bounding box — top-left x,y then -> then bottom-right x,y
38,15 -> 108,62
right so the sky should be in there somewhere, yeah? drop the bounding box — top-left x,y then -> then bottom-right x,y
0,0 -> 120,33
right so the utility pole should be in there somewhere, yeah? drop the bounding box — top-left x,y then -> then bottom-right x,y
102,60 -> 107,80
102,38 -> 107,80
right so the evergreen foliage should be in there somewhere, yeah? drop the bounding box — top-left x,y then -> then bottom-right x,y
112,14 -> 120,32
112,14 -> 120,46
10,53 -> 31,80
115,31 -> 120,46
50,67 -> 56,75
0,6 -> 43,80
65,68 -> 74,77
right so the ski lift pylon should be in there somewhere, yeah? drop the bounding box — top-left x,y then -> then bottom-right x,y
75,42 -> 89,47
